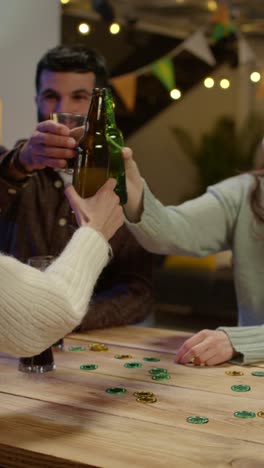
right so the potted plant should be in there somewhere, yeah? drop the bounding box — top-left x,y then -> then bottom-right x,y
171,113 -> 264,196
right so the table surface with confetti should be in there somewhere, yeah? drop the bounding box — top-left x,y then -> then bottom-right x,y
0,325 -> 264,468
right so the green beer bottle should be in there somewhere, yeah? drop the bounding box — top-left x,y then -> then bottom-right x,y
73,88 -> 109,198
105,88 -> 127,205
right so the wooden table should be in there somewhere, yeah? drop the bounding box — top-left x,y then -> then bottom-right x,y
0,326 -> 264,467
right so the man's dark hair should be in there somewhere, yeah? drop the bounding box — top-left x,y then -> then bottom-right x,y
35,44 -> 109,92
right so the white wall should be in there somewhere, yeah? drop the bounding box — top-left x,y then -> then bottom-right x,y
0,0 -> 60,147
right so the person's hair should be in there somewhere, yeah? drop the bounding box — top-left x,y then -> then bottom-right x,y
35,44 -> 109,92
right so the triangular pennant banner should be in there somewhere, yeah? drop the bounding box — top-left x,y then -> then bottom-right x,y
211,2 -> 231,25
238,36 -> 256,65
111,73 -> 137,112
182,30 -> 216,66
211,0 -> 236,42
151,56 -> 176,92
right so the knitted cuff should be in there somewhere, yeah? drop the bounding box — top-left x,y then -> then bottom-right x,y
219,325 -> 264,365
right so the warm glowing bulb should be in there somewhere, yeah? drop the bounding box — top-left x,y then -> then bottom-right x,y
220,79 -> 230,89
60,0 -> 70,4
170,88 -> 181,100
204,77 -> 214,88
109,23 -> 120,34
78,23 -> 90,35
175,0 -> 185,4
250,71 -> 261,83
207,1 -> 217,11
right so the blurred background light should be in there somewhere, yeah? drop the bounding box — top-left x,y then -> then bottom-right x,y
78,23 -> 90,34
204,77 -> 215,88
220,78 -> 230,89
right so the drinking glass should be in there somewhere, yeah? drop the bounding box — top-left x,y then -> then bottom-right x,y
51,112 -> 85,175
18,255 -> 62,373
51,112 -> 86,227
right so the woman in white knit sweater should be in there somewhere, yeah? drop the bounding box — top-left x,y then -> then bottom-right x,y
1,179 -> 123,358
123,148 -> 264,365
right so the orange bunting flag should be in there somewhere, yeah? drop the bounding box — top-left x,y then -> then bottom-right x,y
211,2 -> 231,25
110,73 -> 137,112
257,72 -> 264,99
211,0 -> 236,42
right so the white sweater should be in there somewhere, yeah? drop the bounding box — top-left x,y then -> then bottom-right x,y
0,226 -> 109,357
126,174 -> 264,364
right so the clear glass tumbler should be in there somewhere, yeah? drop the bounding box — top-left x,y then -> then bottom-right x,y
51,112 -> 85,175
18,255 -> 61,373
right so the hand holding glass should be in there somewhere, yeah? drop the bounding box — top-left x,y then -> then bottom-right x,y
51,112 -> 85,174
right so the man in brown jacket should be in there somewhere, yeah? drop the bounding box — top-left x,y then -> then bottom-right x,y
0,45 -> 154,330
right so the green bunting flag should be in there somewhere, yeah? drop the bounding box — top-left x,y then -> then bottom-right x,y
151,56 -> 176,92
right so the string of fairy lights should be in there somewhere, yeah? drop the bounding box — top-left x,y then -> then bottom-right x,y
60,0 -> 263,101
204,71 -> 261,90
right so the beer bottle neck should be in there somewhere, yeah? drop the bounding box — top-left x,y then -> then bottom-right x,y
85,90 -> 106,133
105,90 -> 117,128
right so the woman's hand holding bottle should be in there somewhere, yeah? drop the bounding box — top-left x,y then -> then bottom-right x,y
65,179 -> 124,241
122,147 -> 144,223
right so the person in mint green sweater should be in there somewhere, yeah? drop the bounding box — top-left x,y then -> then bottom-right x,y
122,147 -> 264,365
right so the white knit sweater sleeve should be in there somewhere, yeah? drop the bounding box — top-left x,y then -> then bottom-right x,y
0,226 -> 109,357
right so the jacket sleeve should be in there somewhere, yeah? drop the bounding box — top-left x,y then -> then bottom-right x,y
78,225 -> 155,330
0,141 -> 32,215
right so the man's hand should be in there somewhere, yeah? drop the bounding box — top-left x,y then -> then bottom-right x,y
122,147 -> 144,223
19,120 -> 77,172
174,329 -> 236,366
65,179 -> 124,241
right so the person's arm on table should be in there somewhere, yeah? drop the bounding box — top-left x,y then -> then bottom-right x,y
174,325 -> 264,365
218,325 -> 264,365
174,329 -> 238,366
0,179 -> 123,358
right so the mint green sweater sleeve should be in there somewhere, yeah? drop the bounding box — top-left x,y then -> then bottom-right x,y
219,326 -> 264,365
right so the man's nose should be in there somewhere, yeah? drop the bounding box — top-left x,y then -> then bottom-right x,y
56,99 -> 76,113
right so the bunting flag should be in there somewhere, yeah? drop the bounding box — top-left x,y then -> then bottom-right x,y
238,36 -> 256,65
110,29 -> 216,111
150,56 -> 176,92
111,73 -> 137,112
211,0 -> 236,42
182,30 -> 216,66
211,1 -> 231,25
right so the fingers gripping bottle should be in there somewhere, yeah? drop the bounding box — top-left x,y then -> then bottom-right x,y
105,88 -> 127,204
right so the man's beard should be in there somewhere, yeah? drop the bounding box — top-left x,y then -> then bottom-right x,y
37,108 -> 46,123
